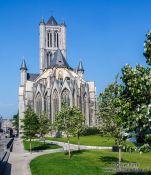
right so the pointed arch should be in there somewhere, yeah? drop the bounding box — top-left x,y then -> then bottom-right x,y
44,92 -> 48,113
52,89 -> 59,117
83,93 -> 87,117
36,92 -> 42,115
61,88 -> 70,107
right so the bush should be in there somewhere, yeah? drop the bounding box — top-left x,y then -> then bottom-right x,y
138,144 -> 151,153
82,127 -> 100,136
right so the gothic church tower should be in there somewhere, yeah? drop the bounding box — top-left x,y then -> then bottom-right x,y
40,16 -> 66,73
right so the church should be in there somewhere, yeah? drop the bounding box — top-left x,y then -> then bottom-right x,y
19,16 -> 96,134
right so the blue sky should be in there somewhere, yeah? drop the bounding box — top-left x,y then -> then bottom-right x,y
0,0 -> 150,117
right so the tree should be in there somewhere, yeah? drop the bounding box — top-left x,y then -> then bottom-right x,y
98,76 -> 127,166
21,105 -> 39,153
38,113 -> 51,144
55,106 -> 83,158
121,64 -> 151,144
12,112 -> 19,135
71,107 -> 85,150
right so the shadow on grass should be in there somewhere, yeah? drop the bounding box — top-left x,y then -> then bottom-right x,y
114,172 -> 151,175
27,143 -> 59,151
64,150 -> 86,158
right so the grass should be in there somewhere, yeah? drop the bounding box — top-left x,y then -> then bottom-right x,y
23,140 -> 61,151
46,135 -> 133,147
30,150 -> 151,175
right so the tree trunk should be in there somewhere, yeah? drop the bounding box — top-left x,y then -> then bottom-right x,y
67,136 -> 71,159
118,147 -> 121,170
30,138 -> 32,154
78,134 -> 80,151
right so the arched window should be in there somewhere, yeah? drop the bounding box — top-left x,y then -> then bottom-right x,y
53,90 -> 59,117
83,93 -> 87,117
47,32 -> 52,48
44,93 -> 48,113
58,71 -> 63,81
57,33 -> 59,47
54,31 -> 58,47
50,33 -> 52,47
47,32 -> 50,47
36,93 -> 42,115
47,52 -> 52,68
61,88 -> 70,107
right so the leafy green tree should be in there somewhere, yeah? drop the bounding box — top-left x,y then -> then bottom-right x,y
121,64 -> 151,144
55,106 -> 84,158
98,77 -> 127,165
12,112 -> 19,134
21,105 -> 39,153
38,113 -> 51,144
71,107 -> 85,150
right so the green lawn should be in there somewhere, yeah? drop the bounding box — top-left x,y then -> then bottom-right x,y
30,150 -> 151,175
23,140 -> 61,151
46,135 -> 132,147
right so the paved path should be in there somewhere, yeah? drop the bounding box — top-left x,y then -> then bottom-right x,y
4,138 -> 112,175
4,138 -> 64,175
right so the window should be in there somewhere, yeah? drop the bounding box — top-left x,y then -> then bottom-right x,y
58,71 -> 63,81
47,32 -> 52,48
83,93 -> 87,117
54,31 -> 57,47
61,88 -> 70,107
36,93 -> 42,115
53,90 -> 59,117
44,93 -> 48,113
47,52 -> 52,68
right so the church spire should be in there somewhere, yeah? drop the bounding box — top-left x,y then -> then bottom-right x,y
20,59 -> 27,70
77,61 -> 84,72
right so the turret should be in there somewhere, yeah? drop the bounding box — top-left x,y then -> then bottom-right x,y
39,17 -> 46,74
77,61 -> 84,79
20,59 -> 27,86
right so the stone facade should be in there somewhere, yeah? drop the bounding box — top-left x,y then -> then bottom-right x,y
19,16 -> 97,134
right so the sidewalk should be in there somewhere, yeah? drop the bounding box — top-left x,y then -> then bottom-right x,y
4,138 -> 63,175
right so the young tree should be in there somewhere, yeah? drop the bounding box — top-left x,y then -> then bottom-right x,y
71,107 -> 85,150
55,106 -> 84,158
38,113 -> 51,144
21,105 -> 39,153
98,76 -> 127,166
12,112 -> 19,135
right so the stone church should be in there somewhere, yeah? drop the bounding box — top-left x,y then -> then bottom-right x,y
19,16 -> 96,134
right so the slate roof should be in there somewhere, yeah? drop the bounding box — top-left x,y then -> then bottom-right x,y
47,16 -> 58,26
27,73 -> 39,81
50,49 -> 72,69
20,60 -> 27,70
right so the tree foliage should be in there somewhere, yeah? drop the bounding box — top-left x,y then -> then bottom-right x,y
144,30 -> 151,65
55,106 -> 85,158
12,112 -> 19,134
21,105 -> 39,153
38,113 -> 51,143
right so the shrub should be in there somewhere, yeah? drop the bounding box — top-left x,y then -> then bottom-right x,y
82,127 -> 100,136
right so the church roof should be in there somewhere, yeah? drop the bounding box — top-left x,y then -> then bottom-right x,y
27,73 -> 39,81
20,59 -> 27,70
46,16 -> 58,26
50,49 -> 72,69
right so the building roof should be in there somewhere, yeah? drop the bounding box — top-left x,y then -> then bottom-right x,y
50,49 -> 72,69
27,73 -> 39,81
77,61 -> 84,71
46,16 -> 58,26
20,59 -> 27,70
